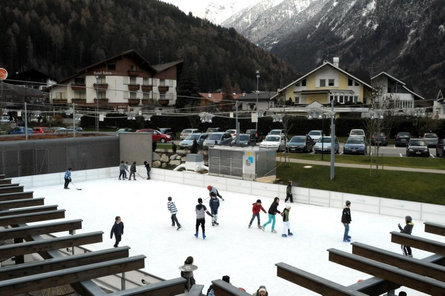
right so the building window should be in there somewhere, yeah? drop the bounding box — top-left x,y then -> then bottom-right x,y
97,76 -> 106,84
354,81 -> 360,86
143,92 -> 151,99
348,78 -> 353,86
74,78 -> 85,84
143,78 -> 152,85
295,97 -> 300,104
130,65 -> 136,71
339,96 -> 344,104
107,64 -> 116,71
129,77 -> 136,84
160,79 -> 166,86
97,90 -> 106,99
328,79 -> 335,86
353,96 -> 358,103
320,79 -> 326,87
130,92 -> 137,99
329,95 -> 334,102
295,82 -> 300,87
302,79 -> 306,86
160,93 -> 166,100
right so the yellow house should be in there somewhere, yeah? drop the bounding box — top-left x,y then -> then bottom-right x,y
275,59 -> 373,106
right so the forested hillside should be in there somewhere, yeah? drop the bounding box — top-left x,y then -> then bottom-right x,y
0,0 -> 296,91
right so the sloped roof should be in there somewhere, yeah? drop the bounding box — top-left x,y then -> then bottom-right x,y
152,60 -> 183,72
372,72 -> 425,100
199,92 -> 243,103
6,69 -> 57,84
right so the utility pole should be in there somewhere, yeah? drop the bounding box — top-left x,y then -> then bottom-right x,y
95,76 -> 99,132
255,70 -> 260,131
330,98 -> 335,180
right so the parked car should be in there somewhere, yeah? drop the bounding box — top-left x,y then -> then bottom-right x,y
206,127 -> 221,133
423,132 -> 439,148
180,128 -> 199,140
116,128 -> 136,133
245,128 -> 261,142
231,134 -> 253,147
225,129 -> 237,138
158,128 -> 175,140
259,134 -> 287,151
51,127 -> 66,133
286,135 -> 314,153
313,136 -> 339,154
395,132 -> 411,147
308,130 -> 324,141
8,127 -> 34,134
343,136 -> 367,155
268,129 -> 285,136
179,133 -> 208,149
371,132 -> 388,146
406,138 -> 429,157
136,128 -> 172,143
203,132 -> 233,149
349,129 -> 366,137
436,139 -> 445,157
33,126 -> 51,134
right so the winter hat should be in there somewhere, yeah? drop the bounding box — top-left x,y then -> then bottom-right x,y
198,198 -> 203,203
184,256 -> 194,265
207,185 -> 212,190
222,275 -> 230,283
346,200 -> 351,206
256,199 -> 262,203
258,286 -> 267,292
405,216 -> 412,223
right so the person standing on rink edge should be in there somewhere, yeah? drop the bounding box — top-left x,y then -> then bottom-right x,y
285,180 -> 293,203
167,196 -> 182,230
110,216 -> 124,247
262,197 -> 281,233
144,160 -> 151,179
129,161 -> 136,180
64,168 -> 72,189
341,200 -> 352,242
248,199 -> 266,229
207,185 -> 224,201
398,215 -> 414,257
209,192 -> 220,226
195,198 -> 213,239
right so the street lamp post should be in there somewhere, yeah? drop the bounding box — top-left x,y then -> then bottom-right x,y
95,76 -> 100,132
255,70 -> 260,132
330,98 -> 335,180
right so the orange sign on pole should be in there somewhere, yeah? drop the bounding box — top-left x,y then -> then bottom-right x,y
0,68 -> 7,80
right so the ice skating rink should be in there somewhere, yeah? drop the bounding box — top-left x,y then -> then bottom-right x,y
31,178 -> 444,295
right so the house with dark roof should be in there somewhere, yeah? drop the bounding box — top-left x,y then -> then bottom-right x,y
433,89 -> 445,119
49,50 -> 182,109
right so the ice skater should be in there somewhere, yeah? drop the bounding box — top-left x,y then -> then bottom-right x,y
63,168 -> 72,189
118,161 -> 128,180
209,192 -> 220,226
341,200 -> 352,242
285,181 -> 293,203
248,199 -> 266,229
398,215 -> 414,257
110,216 -> 124,247
144,161 -> 151,179
253,286 -> 268,296
262,197 -> 281,233
167,196 -> 182,230
207,185 -> 224,201
195,198 -> 213,239
129,161 -> 136,180
282,204 -> 293,237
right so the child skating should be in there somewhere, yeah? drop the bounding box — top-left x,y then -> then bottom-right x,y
281,204 -> 293,237
248,199 -> 266,229
167,196 -> 182,230
262,197 -> 281,233
398,215 -> 414,257
195,198 -> 213,239
209,192 -> 220,226
341,200 -> 352,242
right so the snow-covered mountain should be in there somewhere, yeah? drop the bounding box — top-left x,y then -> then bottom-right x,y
222,0 -> 327,49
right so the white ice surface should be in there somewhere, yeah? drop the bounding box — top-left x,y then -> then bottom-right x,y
30,178 -> 444,295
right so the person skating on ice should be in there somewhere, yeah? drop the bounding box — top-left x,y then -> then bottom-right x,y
209,192 -> 220,226
398,215 -> 414,257
207,185 -> 224,201
129,161 -> 136,180
110,216 -> 124,247
262,197 -> 281,233
248,199 -> 266,229
195,198 -> 213,239
341,200 -> 352,242
282,204 -> 293,237
167,196 -> 182,230
144,161 -> 151,179
118,161 -> 128,180
63,168 -> 72,189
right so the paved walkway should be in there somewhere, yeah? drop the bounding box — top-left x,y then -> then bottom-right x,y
277,157 -> 445,174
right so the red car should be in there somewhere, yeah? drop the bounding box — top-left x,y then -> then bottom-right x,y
136,129 -> 172,143
33,126 -> 51,134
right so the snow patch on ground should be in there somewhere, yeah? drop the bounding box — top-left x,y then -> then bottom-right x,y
362,0 -> 376,17
28,178 -> 443,295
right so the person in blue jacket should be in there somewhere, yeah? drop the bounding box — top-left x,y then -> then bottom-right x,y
64,168 -> 72,189
209,192 -> 220,226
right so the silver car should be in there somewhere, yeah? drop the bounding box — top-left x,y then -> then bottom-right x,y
313,137 -> 339,154
203,132 -> 233,149
179,133 -> 208,149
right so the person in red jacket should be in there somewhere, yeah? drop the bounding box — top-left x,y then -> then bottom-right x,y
248,199 -> 267,229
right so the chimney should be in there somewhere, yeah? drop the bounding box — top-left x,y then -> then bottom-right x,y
333,57 -> 340,67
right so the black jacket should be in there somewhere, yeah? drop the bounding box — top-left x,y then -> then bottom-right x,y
268,201 -> 280,215
110,222 -> 124,238
399,222 -> 414,235
341,207 -> 351,224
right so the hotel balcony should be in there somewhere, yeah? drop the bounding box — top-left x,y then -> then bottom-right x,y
141,85 -> 153,92
128,70 -> 139,76
71,84 -> 86,91
158,86 -> 169,93
128,99 -> 140,106
94,98 -> 109,106
93,83 -> 108,90
52,99 -> 67,104
158,99 -> 170,107
127,84 -> 140,91
72,98 -> 87,105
